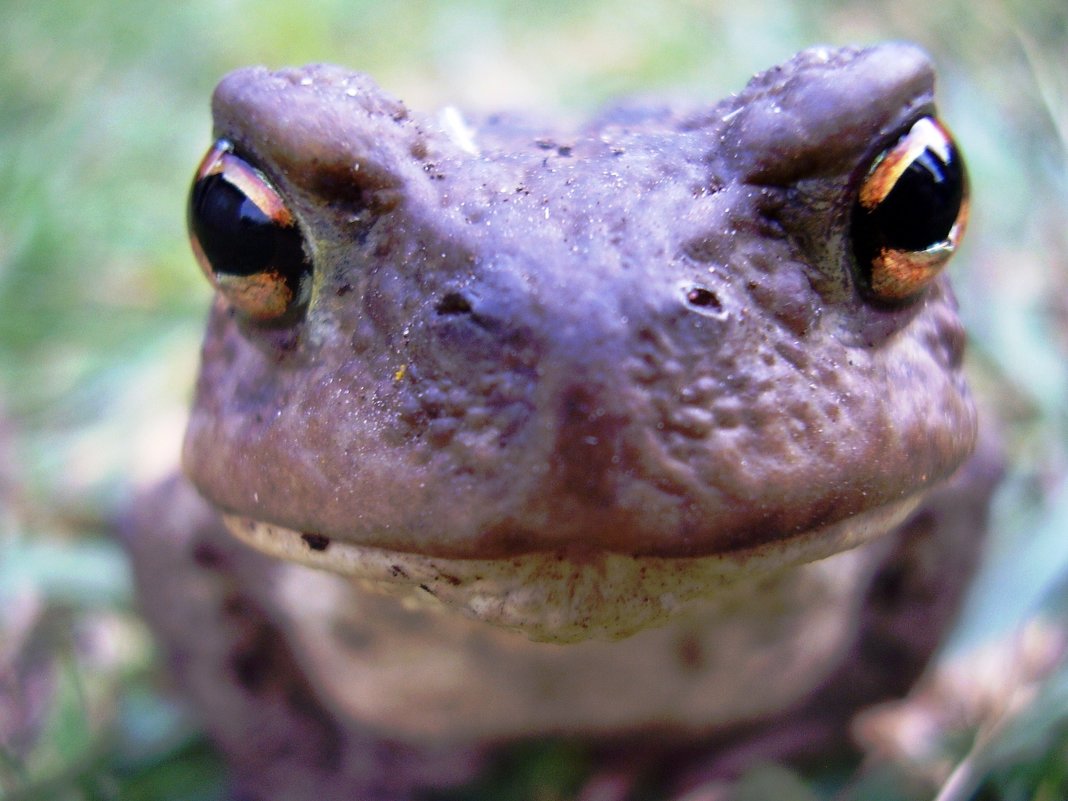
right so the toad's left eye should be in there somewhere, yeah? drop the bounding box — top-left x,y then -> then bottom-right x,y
852,117 -> 968,303
188,140 -> 311,321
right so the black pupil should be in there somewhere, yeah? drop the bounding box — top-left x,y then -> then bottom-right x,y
868,144 -> 964,252
188,172 -> 306,281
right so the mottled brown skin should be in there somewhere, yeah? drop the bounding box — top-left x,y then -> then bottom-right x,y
126,43 -> 995,800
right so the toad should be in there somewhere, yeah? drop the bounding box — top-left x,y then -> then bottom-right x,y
125,42 -> 997,800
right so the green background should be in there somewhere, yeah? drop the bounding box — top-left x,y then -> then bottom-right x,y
2,1 -> 1066,799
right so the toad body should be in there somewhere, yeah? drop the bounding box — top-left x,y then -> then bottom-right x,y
126,43 -> 997,800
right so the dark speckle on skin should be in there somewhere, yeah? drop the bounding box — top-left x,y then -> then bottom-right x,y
301,532 -> 331,551
675,632 -> 707,672
192,539 -> 227,569
232,640 -> 271,691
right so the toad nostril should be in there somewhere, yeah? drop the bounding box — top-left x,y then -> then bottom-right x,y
685,287 -> 722,311
435,292 -> 474,315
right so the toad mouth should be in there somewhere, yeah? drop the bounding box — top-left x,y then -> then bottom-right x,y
224,495 -> 920,644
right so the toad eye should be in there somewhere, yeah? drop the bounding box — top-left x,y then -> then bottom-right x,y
852,117 -> 969,303
188,140 -> 311,321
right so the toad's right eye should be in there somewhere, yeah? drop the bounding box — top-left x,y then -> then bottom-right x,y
188,140 -> 311,321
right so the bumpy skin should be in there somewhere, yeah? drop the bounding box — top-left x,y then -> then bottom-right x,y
126,44 -> 996,800
183,44 -> 974,559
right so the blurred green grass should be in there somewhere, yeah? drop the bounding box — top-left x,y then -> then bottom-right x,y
1,0 -> 1066,798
